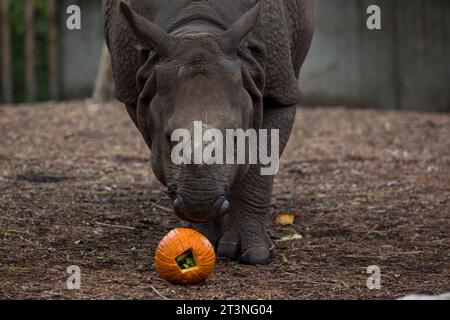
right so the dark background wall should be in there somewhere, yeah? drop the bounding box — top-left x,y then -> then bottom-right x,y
58,0 -> 103,101
3,0 -> 447,112
300,0 -> 450,112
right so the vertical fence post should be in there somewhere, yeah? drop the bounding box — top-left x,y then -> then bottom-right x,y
25,0 -> 36,102
93,43 -> 113,102
48,0 -> 59,101
1,0 -> 13,104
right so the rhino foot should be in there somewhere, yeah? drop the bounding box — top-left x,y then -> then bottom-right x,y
191,214 -> 275,265
217,214 -> 275,265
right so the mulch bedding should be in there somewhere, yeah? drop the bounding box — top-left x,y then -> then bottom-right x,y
0,100 -> 448,299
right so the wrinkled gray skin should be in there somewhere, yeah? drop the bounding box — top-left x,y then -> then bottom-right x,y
103,0 -> 314,265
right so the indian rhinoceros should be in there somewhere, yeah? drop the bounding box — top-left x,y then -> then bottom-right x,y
103,0 -> 314,265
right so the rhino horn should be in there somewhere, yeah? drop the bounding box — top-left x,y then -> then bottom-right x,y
120,1 -> 176,57
219,3 -> 261,55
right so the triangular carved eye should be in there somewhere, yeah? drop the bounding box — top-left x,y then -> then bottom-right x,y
120,1 -> 176,57
216,4 -> 261,56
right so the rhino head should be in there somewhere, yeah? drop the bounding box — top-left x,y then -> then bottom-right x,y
120,2 -> 263,223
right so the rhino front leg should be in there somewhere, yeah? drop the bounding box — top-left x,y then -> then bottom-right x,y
217,168 -> 276,265
217,104 -> 297,265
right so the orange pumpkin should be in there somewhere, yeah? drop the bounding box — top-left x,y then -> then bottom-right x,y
155,228 -> 216,285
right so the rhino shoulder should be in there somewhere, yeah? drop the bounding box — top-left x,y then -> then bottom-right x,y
257,0 -> 314,106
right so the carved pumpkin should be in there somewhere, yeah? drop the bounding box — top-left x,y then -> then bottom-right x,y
155,228 -> 216,285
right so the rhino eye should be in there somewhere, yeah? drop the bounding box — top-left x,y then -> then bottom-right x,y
166,132 -> 173,143
166,132 -> 181,149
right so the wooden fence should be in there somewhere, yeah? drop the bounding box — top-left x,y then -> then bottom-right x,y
0,0 -> 59,104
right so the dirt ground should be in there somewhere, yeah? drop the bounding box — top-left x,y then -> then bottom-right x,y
0,100 -> 449,300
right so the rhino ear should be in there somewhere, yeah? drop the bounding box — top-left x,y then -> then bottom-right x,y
119,1 -> 175,57
219,4 -> 261,55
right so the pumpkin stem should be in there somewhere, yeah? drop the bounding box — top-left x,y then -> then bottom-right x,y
176,249 -> 197,270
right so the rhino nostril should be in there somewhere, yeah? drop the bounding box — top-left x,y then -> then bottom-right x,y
220,200 -> 230,212
173,196 -> 184,210
214,196 -> 230,213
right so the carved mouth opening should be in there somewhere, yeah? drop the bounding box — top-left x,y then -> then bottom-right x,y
176,249 -> 198,271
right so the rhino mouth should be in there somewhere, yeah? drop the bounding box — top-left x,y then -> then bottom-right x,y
170,192 -> 231,223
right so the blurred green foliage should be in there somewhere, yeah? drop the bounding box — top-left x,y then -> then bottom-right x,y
10,0 -> 49,103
